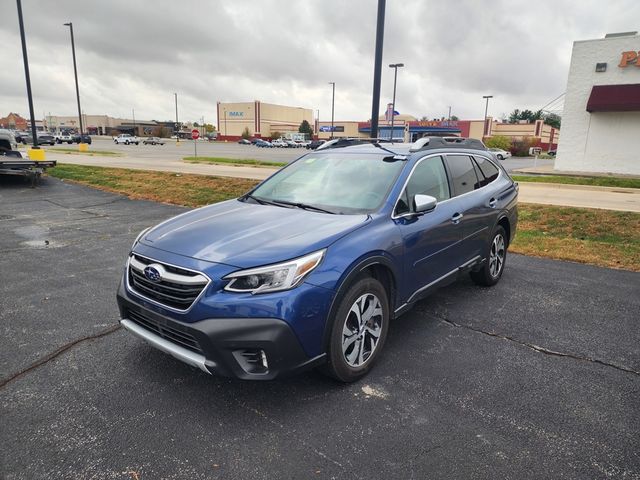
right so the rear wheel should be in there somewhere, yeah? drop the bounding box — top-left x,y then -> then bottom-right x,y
470,226 -> 507,286
324,277 -> 389,382
125,140 -> 129,145
497,154 -> 504,160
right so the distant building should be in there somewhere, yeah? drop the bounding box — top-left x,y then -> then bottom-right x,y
556,32 -> 640,175
45,115 -> 161,136
216,101 -> 313,140
0,112 -> 28,130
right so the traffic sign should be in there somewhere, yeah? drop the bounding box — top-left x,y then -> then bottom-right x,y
191,129 -> 200,140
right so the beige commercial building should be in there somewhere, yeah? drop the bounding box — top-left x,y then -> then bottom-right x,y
216,101 -> 313,140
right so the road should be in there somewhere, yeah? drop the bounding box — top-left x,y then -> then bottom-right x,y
37,139 -> 640,212
1,176 -> 639,479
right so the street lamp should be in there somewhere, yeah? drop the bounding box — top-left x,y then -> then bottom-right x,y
328,82 -> 335,138
17,0 -> 40,151
174,93 -> 179,143
63,22 -> 84,142
388,63 -> 404,141
483,95 -> 493,137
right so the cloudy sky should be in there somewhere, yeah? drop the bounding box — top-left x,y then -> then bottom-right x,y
1,0 -> 638,126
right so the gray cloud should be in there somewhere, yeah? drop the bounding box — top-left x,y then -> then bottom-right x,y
1,0 -> 637,125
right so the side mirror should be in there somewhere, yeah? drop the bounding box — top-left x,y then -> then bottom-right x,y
414,194 -> 437,213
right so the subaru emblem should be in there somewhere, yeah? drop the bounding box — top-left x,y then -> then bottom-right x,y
144,266 -> 162,282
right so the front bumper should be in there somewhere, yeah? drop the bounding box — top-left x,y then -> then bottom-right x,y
117,291 -> 325,380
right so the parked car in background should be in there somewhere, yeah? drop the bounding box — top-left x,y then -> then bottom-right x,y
548,150 -> 557,156
55,133 -> 74,144
117,136 -> 518,382
255,139 -> 273,148
238,138 -> 251,145
36,134 -> 56,146
307,140 -> 326,150
0,130 -> 19,151
114,134 -> 139,145
488,148 -> 511,160
72,134 -> 92,144
143,137 -> 165,145
271,138 -> 287,147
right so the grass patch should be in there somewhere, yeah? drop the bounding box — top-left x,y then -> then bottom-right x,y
47,147 -> 122,157
512,174 -> 640,189
511,204 -> 640,271
46,164 -> 639,271
48,164 -> 258,207
183,156 -> 286,168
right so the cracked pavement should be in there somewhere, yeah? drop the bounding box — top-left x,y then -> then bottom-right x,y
1,175 -> 639,479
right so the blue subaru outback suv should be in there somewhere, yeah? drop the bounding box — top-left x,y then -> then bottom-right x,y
117,137 -> 518,382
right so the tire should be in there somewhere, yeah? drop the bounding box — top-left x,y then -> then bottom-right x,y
135,142 -> 139,145
125,141 -> 129,145
470,225 -> 507,287
324,277 -> 390,382
497,154 -> 503,160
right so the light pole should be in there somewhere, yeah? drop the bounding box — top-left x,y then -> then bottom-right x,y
132,108 -> 135,136
388,63 -> 404,141
64,22 -> 84,142
328,82 -> 335,138
448,106 -> 452,121
483,95 -> 493,137
174,92 -> 179,143
17,0 -> 39,151
369,0 -> 386,139
224,109 -> 227,138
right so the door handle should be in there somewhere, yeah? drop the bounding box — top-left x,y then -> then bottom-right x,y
488,198 -> 497,208
451,213 -> 463,224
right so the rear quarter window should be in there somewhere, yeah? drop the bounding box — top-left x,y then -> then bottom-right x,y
473,156 -> 500,187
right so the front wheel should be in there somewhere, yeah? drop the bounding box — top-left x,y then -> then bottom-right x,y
497,154 -> 503,160
324,277 -> 389,382
470,226 -> 507,286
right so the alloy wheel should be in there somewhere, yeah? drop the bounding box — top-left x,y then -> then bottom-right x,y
342,293 -> 383,367
489,234 -> 505,278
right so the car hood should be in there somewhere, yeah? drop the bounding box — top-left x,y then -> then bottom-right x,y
140,199 -> 369,268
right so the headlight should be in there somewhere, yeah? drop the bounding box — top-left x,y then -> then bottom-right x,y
131,227 -> 151,250
224,250 -> 325,294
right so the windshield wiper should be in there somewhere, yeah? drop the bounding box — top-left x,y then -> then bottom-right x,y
242,194 -> 282,207
270,199 -> 336,214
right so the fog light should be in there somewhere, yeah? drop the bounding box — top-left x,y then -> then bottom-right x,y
233,348 -> 269,375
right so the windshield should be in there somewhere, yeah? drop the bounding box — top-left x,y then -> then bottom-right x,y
247,153 -> 405,214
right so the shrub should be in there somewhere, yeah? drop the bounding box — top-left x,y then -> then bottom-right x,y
484,135 -> 511,151
241,127 -> 251,140
510,137 -> 539,157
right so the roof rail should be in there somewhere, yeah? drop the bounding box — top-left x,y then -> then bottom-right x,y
316,137 -> 392,150
409,136 -> 487,152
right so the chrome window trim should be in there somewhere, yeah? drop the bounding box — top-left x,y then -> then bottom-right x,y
391,151 -> 503,220
125,253 -> 212,314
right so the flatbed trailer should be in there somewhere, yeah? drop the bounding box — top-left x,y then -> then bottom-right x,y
0,158 -> 57,187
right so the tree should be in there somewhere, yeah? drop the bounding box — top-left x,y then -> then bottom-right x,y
193,122 -> 199,127
544,113 -> 561,129
241,127 -> 251,139
508,109 -> 521,124
271,131 -> 282,140
484,135 -> 511,151
450,115 -> 459,121
298,120 -> 314,139
205,123 -> 216,133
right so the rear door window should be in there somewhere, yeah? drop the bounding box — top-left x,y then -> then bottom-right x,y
446,155 -> 480,196
473,156 -> 500,187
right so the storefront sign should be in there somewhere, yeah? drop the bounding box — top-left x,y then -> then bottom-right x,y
618,51 -> 640,67
229,111 -> 244,117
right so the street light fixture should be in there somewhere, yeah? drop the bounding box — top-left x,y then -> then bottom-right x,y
483,95 -> 493,137
328,82 -> 335,138
63,22 -> 84,142
388,63 -> 404,141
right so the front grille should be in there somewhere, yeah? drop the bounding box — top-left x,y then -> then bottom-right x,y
127,309 -> 203,354
127,254 -> 209,311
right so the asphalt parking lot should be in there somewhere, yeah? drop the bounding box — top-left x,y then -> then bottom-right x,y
1,176 -> 639,479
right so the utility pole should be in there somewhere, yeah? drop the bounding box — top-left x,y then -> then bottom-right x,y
174,92 -> 179,143
389,63 -> 404,141
448,106 -> 451,121
483,95 -> 493,137
369,0 -> 386,139
17,0 -> 39,151
328,82 -> 335,139
64,22 -> 84,141
132,108 -> 136,136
